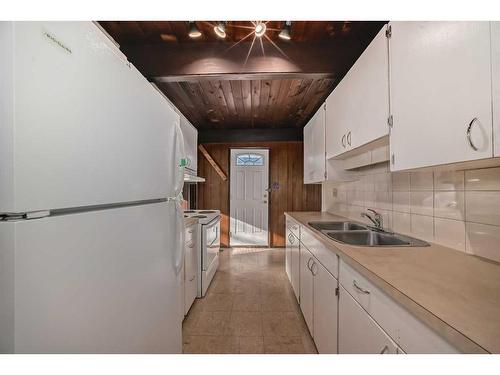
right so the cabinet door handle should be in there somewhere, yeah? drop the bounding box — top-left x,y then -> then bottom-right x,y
311,261 -> 318,276
341,134 -> 346,148
189,275 -> 196,282
288,233 -> 294,244
347,131 -> 351,146
380,345 -> 389,354
466,117 -> 480,151
353,280 -> 370,294
307,257 -> 313,270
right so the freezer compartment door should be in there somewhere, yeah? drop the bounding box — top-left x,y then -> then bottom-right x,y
8,202 -> 181,353
1,22 -> 179,212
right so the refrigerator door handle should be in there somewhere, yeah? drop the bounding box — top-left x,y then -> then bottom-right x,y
173,196 -> 185,275
173,119 -> 186,199
172,119 -> 186,275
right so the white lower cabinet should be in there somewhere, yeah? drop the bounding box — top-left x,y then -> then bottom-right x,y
300,247 -> 315,334
339,259 -> 460,353
183,223 -> 198,316
290,236 -> 300,302
285,229 -> 293,282
286,217 -> 301,302
299,235 -> 339,354
292,225 -> 460,354
312,260 -> 338,354
339,286 -> 399,354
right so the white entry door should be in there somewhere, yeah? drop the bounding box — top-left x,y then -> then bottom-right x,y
230,149 -> 269,246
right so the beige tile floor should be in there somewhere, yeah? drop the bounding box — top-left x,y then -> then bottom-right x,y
182,247 -> 318,354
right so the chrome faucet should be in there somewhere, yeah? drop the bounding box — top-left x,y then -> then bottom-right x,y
361,209 -> 383,230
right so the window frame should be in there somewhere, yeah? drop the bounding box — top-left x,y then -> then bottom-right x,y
235,153 -> 265,166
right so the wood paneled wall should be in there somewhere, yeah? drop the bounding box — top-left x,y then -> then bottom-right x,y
197,142 -> 321,247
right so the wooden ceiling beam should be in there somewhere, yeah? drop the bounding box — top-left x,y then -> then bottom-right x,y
153,72 -> 334,83
121,40 -> 366,82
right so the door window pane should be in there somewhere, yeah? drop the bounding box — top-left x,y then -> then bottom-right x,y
235,153 -> 264,166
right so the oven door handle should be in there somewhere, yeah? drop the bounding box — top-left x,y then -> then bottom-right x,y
208,229 -> 220,247
205,217 -> 221,230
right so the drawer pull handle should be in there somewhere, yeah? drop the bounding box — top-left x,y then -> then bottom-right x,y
311,261 -> 318,276
380,345 -> 389,354
353,280 -> 370,294
307,257 -> 313,270
466,117 -> 480,151
288,233 -> 295,244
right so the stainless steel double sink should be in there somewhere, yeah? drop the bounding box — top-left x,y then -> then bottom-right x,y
308,221 -> 429,247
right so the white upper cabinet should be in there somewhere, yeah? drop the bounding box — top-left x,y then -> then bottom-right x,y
493,22 -> 500,157
325,75 -> 350,158
303,104 -> 326,184
389,22 -> 493,171
326,25 -> 390,159
179,115 -> 198,175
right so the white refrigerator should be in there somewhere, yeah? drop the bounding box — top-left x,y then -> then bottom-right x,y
0,22 -> 186,353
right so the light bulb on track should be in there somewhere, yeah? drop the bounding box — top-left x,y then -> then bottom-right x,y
214,22 -> 226,38
254,22 -> 266,37
188,22 -> 202,38
279,21 -> 292,40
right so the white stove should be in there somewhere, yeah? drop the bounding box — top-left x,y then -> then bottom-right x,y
183,210 -> 220,225
183,210 -> 221,297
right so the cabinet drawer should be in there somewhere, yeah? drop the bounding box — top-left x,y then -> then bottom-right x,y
301,227 -> 338,278
286,217 -> 300,239
339,259 -> 460,353
340,260 -> 398,340
339,286 -> 399,354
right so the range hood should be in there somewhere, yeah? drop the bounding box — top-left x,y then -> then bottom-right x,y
184,173 -> 205,183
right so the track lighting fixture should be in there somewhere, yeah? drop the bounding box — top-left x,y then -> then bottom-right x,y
279,21 -> 292,40
254,22 -> 266,37
214,22 -> 227,38
188,21 -> 202,38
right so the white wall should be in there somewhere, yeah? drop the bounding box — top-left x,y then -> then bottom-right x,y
322,163 -> 500,263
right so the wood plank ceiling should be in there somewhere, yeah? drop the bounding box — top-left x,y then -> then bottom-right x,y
99,21 -> 386,133
156,78 -> 335,130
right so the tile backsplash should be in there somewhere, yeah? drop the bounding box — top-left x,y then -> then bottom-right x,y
322,163 -> 500,263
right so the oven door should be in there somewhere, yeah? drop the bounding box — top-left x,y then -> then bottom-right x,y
202,217 -> 220,271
